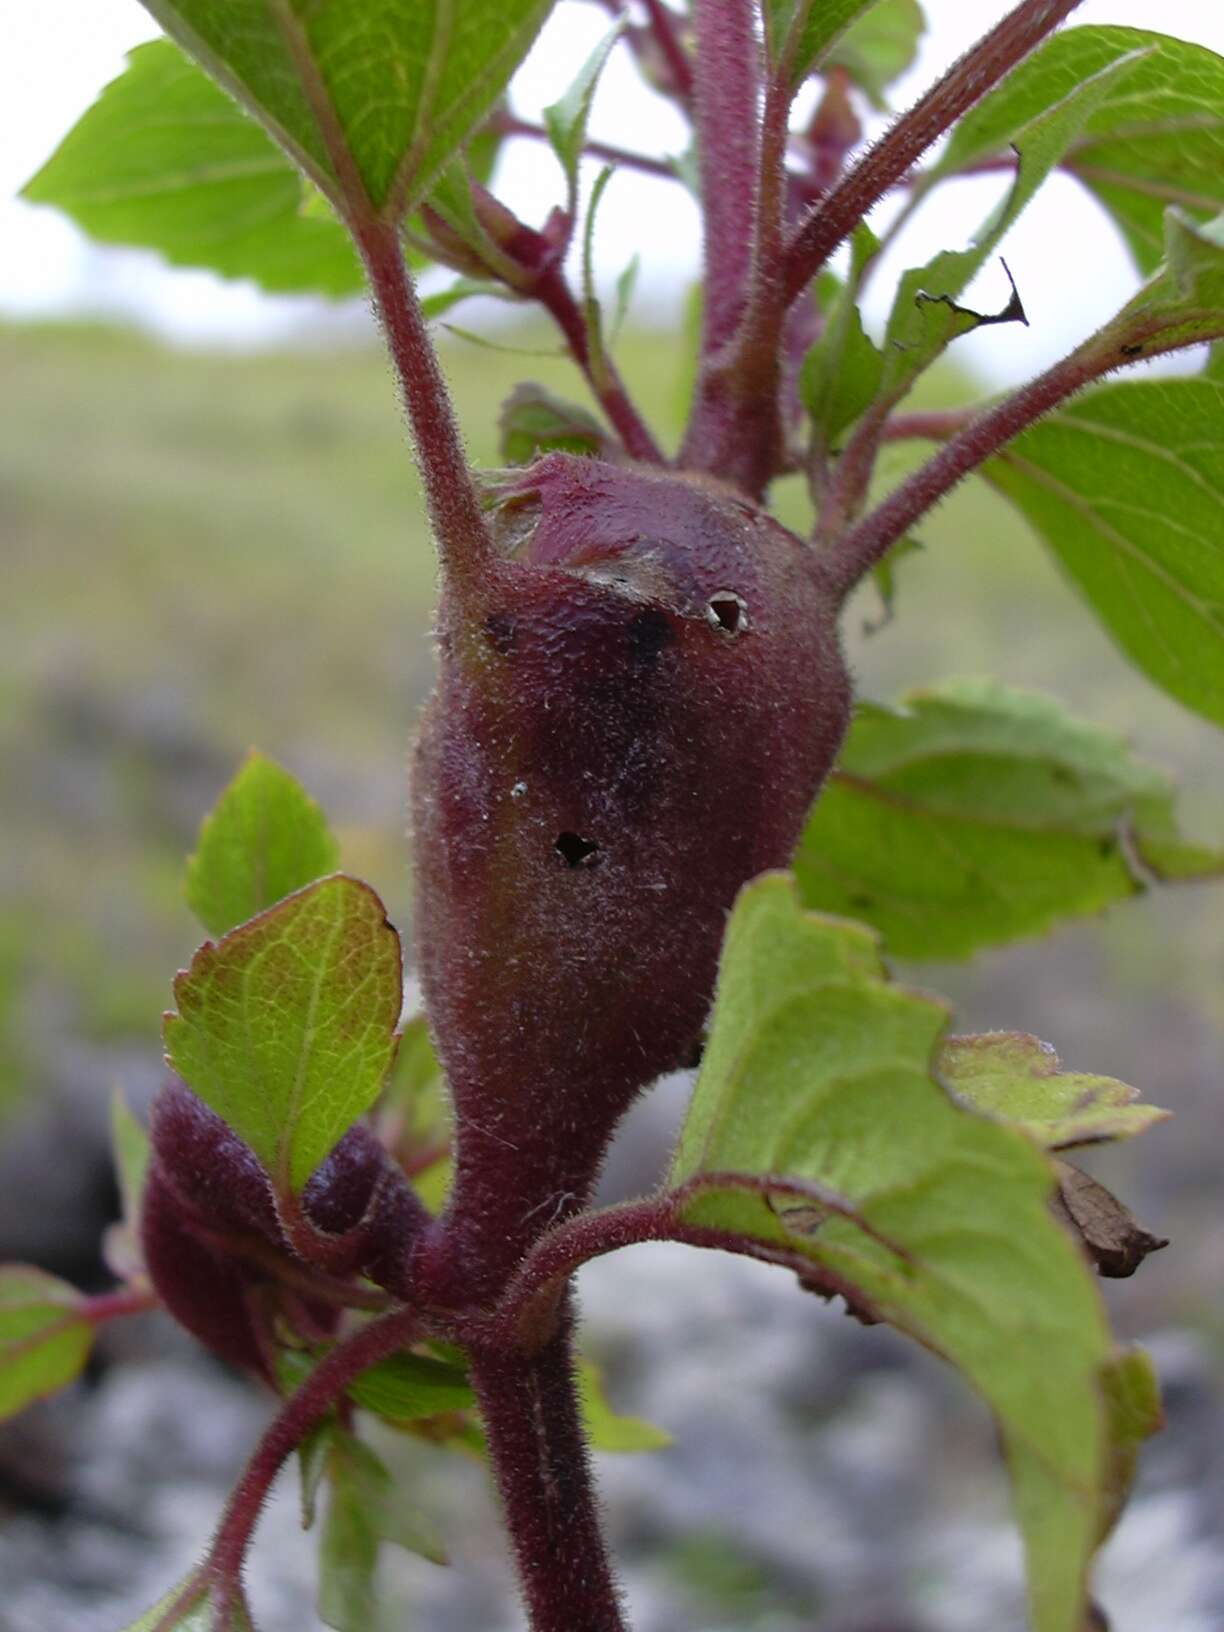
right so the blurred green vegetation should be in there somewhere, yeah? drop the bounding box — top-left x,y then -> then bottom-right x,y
1,315 -> 1221,1337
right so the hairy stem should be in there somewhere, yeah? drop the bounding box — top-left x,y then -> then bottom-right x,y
681,32 -> 790,494
206,1305 -> 419,1595
642,0 -> 694,102
824,322 -> 1190,598
781,0 -> 1087,307
496,113 -> 677,181
530,258 -> 664,462
691,0 -> 761,356
354,218 -> 496,609
467,1307 -> 627,1632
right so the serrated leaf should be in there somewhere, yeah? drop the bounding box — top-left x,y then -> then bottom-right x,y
670,874 -> 1119,1632
824,0 -> 925,109
165,876 -> 402,1194
186,751 -> 340,937
795,678 -> 1223,959
578,1359 -> 672,1453
940,1033 -> 1169,1149
543,19 -> 625,203
0,1267 -> 93,1423
937,26 -> 1224,273
22,41 -> 363,298
881,48 -> 1149,402
498,381 -> 608,464
985,379 -> 1224,729
319,1429 -> 446,1632
122,1580 -> 256,1631
800,224 -> 883,445
136,0 -> 554,222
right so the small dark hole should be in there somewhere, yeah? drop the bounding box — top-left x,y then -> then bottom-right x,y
556,831 -> 600,868
706,593 -> 747,635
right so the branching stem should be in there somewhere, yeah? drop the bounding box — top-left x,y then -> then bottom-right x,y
780,0 -> 1087,306
206,1305 -> 420,1598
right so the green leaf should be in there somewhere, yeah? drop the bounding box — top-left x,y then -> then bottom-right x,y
881,48 -> 1150,401
419,277 -> 520,320
0,1267 -> 93,1423
824,0 -> 925,109
121,1580 -> 256,1631
940,1033 -> 1169,1149
22,41 -> 362,298
136,0 -> 554,221
543,19 -> 625,203
795,678 -> 1223,959
800,224 -> 883,446
670,874 -> 1119,1632
937,26 -> 1224,273
319,1428 -> 446,1632
111,1087 -> 151,1229
498,381 -> 609,464
347,1350 -> 474,1423
985,379 -> 1224,728
165,875 -> 403,1194
578,1359 -> 672,1453
1098,1347 -> 1163,1539
764,0 -> 902,92
380,1014 -> 452,1213
186,750 -> 341,937
1111,208 -> 1224,357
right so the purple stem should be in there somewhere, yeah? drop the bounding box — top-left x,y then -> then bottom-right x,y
824,313 -> 1220,599
206,1305 -> 420,1597
780,0 -> 1088,307
497,114 -> 677,180
691,0 -> 761,356
642,0 -> 694,103
467,1308 -> 627,1632
354,218 -> 496,611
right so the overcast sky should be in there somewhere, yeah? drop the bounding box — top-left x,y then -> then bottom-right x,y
4,1 -> 1223,383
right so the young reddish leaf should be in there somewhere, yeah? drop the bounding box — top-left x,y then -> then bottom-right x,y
186,750 -> 340,936
796,679 -> 1223,959
937,26 -> 1224,272
986,375 -> 1224,729
135,0 -> 555,223
670,873 -> 1125,1632
165,876 -> 403,1195
0,1266 -> 93,1423
940,1033 -> 1169,1150
22,41 -> 363,298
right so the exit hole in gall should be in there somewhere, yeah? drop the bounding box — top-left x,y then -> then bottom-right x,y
706,592 -> 748,636
556,831 -> 600,868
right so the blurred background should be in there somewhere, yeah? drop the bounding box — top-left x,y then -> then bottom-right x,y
1,2 -> 1223,1629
